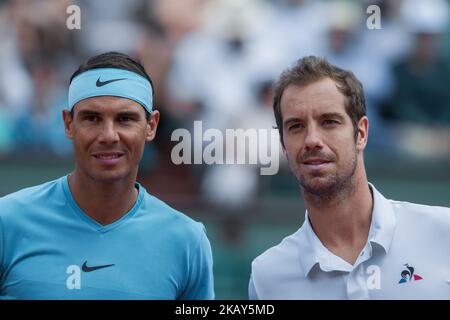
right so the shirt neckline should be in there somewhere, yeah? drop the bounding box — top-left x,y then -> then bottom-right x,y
297,183 -> 397,277
61,174 -> 145,233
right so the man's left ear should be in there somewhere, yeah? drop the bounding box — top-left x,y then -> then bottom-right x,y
62,109 -> 74,140
146,110 -> 160,142
356,116 -> 369,151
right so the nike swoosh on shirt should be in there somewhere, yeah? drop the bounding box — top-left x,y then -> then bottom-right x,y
81,261 -> 115,272
96,77 -> 127,87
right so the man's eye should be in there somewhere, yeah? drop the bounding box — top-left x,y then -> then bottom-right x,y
86,116 -> 99,122
118,116 -> 132,122
289,123 -> 304,131
323,119 -> 339,126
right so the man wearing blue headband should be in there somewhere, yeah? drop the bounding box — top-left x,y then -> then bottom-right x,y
0,52 -> 214,300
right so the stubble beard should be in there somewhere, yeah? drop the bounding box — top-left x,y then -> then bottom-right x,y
297,149 -> 358,207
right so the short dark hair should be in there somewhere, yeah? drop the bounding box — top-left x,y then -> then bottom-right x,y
69,51 -> 154,120
273,56 -> 366,146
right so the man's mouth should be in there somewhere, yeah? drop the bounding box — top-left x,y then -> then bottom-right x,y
92,152 -> 124,161
301,158 -> 333,173
303,158 -> 331,165
93,153 -> 123,160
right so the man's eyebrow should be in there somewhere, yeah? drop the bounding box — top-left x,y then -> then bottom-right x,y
77,110 -> 101,117
116,111 -> 142,118
76,110 -> 143,118
283,112 -> 345,126
320,112 -> 345,121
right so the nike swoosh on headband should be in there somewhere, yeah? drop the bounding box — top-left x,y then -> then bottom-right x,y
96,77 -> 127,87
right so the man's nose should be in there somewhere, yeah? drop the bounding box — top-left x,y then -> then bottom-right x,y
304,125 -> 324,151
98,120 -> 119,144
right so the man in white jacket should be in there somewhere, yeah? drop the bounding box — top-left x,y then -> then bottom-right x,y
249,56 -> 450,299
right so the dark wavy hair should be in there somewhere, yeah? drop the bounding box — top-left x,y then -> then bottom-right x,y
273,56 -> 366,146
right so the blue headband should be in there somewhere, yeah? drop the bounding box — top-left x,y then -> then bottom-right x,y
68,68 -> 153,113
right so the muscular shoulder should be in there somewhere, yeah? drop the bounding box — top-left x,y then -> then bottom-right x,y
139,192 -> 208,244
0,178 -> 62,221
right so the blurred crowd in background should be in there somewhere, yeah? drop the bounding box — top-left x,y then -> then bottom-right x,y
0,0 -> 450,206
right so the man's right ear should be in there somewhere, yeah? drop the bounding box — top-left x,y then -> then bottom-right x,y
62,109 -> 74,139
